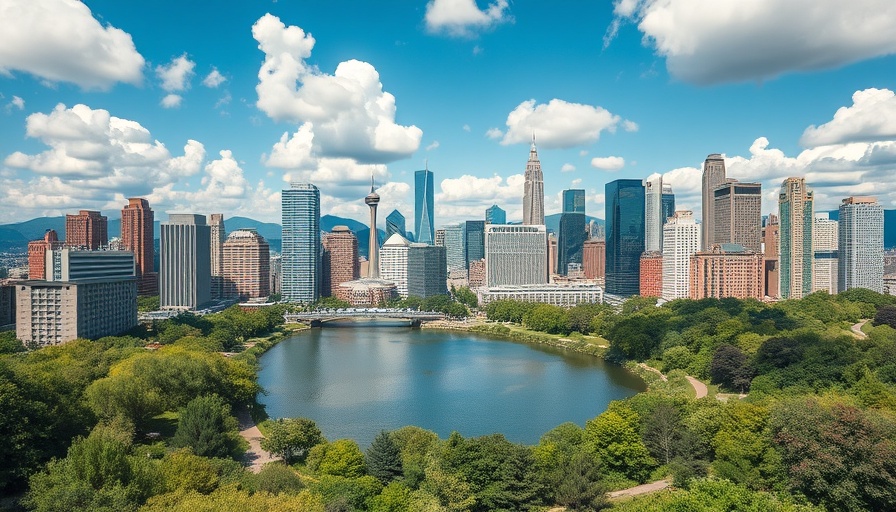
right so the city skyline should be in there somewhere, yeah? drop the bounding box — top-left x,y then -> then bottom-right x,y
0,1 -> 894,228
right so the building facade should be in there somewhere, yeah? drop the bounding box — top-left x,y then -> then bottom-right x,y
28,229 -> 62,280
209,213 -> 225,299
605,179 -> 645,297
813,213 -> 838,294
713,181 -> 762,252
380,234 -> 411,297
779,177 -> 814,299
121,198 -> 158,296
645,175 -> 663,253
45,248 -> 135,282
222,229 -> 271,300
582,239 -> 606,280
322,226 -> 360,297
408,243 -> 448,298
486,204 -> 507,225
690,244 -> 764,300
65,210 -> 108,250
661,184 -> 675,226
662,210 -> 700,300
386,209 -> 407,240
485,225 -> 547,287
762,214 -> 780,299
282,183 -> 321,303
558,189 -> 586,276
838,196 -> 884,293
639,252 -> 663,297
701,154 -> 727,250
477,283 -> 603,307
523,136 -> 545,226
415,168 -> 435,245
464,220 -> 485,270
160,214 -> 211,310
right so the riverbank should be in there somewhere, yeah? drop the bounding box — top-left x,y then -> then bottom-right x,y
232,322 -> 309,365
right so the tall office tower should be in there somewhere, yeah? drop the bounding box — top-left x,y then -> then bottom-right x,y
558,189 -> 586,275
701,154 -> 727,249
548,235 -> 558,278
468,259 -> 486,288
713,181 -> 762,252
65,210 -> 108,249
434,229 -> 445,247
484,225 -> 547,287
380,234 -> 411,297
443,224 -> 466,272
269,254 -> 281,295
282,183 -> 321,303
523,135 -> 545,226
661,184 -> 675,226
486,204 -> 507,225
582,239 -> 606,280
644,176 -> 663,252
639,253 -> 663,297
690,244 -> 764,300
779,177 -> 814,299
121,198 -> 157,295
408,243 -> 448,298
813,213 -> 838,294
839,196 -> 884,293
322,226 -> 360,297
160,214 -> 211,310
465,220 -> 485,269
28,229 -> 62,279
662,210 -> 701,300
762,214 -> 780,298
208,214 -> 225,299
222,229 -> 270,300
415,167 -> 435,245
386,209 -> 407,240
605,179 -> 645,297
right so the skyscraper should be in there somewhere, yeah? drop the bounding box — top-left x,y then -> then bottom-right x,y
661,184 -> 675,226
486,204 -> 506,225
582,239 -> 605,280
605,179 -> 645,297
222,229 -> 270,300
465,220 -> 485,270
282,183 -> 321,303
415,167 -> 434,245
701,154 -> 727,249
644,175 -> 663,252
386,209 -> 407,240
208,213 -> 225,299
28,229 -> 62,280
322,226 -> 360,297
160,214 -> 211,310
558,189 -> 586,275
523,135 -> 545,226
485,225 -> 547,287
408,243 -> 448,298
661,211 -> 701,300
762,214 -> 780,298
779,177 -> 814,299
65,210 -> 108,249
712,181 -> 762,252
365,179 -> 381,279
443,224 -> 466,272
813,213 -> 838,294
121,198 -> 157,296
380,234 -> 410,297
838,196 -> 884,293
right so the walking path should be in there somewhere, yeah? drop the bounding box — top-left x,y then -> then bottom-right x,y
686,376 -> 708,399
608,479 -> 671,500
851,319 -> 869,339
237,408 -> 277,473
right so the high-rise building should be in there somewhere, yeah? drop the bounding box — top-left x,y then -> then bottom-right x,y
661,184 -> 675,226
713,181 -> 762,252
548,235 -> 558,279
408,243 -> 448,298
434,229 -> 445,247
639,252 -> 663,297
690,244 -> 764,300
762,214 -> 780,299
662,210 -> 700,300
159,214 -> 211,310
486,204 -> 507,225
485,225 -> 547,287
468,259 -> 486,288
322,226 -> 360,297
443,224 -> 466,272
222,229 -> 270,300
523,136 -> 545,226
582,239 -> 606,280
0,284 -> 14,328
121,198 -> 157,296
282,183 -> 321,303
839,196 -> 884,293
415,168 -> 435,245
269,254 -> 282,296
44,248 -> 135,282
366,180 -> 381,279
701,154 -> 727,250
558,189 -> 586,275
644,176 -> 663,252
65,210 -> 108,250
386,209 -> 407,240
605,179 -> 645,297
465,220 -> 485,270
779,177 -> 814,299
380,234 -> 411,297
209,214 -> 225,299
813,213 -> 838,294
28,229 -> 62,279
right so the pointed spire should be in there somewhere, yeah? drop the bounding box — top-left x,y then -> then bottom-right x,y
425,158 -> 428,171
370,171 -> 375,193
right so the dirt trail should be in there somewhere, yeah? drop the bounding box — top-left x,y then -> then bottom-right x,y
237,408 -> 277,473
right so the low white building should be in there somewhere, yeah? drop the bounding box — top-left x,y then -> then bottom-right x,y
476,283 -> 603,307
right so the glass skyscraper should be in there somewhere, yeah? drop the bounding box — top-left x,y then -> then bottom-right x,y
415,169 -> 435,245
485,204 -> 506,225
662,184 -> 675,226
443,224 -> 466,272
465,220 -> 485,269
778,177 -> 813,299
386,209 -> 407,240
838,196 -> 884,293
605,179 -> 645,297
558,189 -> 586,275
281,183 -> 320,303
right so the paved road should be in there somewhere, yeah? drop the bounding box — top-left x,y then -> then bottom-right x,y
851,319 -> 869,339
608,479 -> 671,499
237,408 -> 277,473
686,376 -> 708,399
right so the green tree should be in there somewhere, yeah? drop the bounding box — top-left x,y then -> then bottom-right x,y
160,449 -> 219,494
608,314 -> 665,360
390,426 -> 439,487
710,344 -> 754,392
711,402 -> 782,490
367,430 -> 404,484
368,481 -> 413,512
307,439 -> 368,478
137,295 -> 160,313
452,286 -> 478,309
873,304 -> 896,329
0,330 -> 25,353
419,460 -> 476,512
584,403 -> 655,483
523,304 -> 570,334
250,462 -> 305,495
554,452 -> 607,511
260,417 -> 324,464
171,395 -> 240,459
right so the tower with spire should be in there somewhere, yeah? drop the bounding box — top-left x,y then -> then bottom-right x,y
365,174 -> 381,279
523,134 -> 545,226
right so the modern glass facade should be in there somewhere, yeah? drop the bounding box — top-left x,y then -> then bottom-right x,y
562,189 -> 586,214
415,169 -> 435,245
558,189 -> 586,276
465,220 -> 485,270
443,224 -> 466,271
661,185 -> 675,226
485,204 -> 507,225
386,209 -> 406,240
838,196 -> 884,293
778,178 -> 813,299
605,179 -> 645,297
282,183 -> 320,303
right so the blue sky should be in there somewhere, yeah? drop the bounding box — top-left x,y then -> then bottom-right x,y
1,0 -> 895,230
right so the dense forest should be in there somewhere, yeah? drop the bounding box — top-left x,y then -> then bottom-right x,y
1,289 -> 896,511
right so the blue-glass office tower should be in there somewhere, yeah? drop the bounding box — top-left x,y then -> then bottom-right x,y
465,220 -> 485,269
415,169 -> 435,245
386,209 -> 406,239
558,189 -> 586,275
485,204 -> 506,225
281,183 -> 320,303
605,180 -> 645,297
661,184 -> 675,225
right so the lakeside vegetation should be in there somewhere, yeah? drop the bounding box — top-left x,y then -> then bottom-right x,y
1,289 -> 896,510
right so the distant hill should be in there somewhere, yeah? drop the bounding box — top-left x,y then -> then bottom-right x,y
544,213 -> 604,235
321,214 -> 367,233
1,216 -> 66,241
224,216 -> 281,241
0,228 -> 27,252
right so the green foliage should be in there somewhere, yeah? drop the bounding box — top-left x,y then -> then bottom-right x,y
711,402 -> 782,490
249,462 -> 305,495
418,459 -> 476,512
874,304 -> 896,329
312,474 -> 382,510
160,449 -> 219,494
137,295 -> 160,312
610,478 -> 823,512
0,330 -> 25,353
141,483 -> 325,512
710,344 -> 754,392
584,403 -> 655,483
390,426 -> 439,487
661,345 -> 693,372
368,481 -> 412,512
307,439 -> 368,478
260,417 -> 324,464
315,297 -> 352,309
523,304 -> 570,334
366,430 -> 404,484
554,452 -> 607,511
484,299 -> 537,323
452,286 -> 478,309
608,314 -> 665,360
171,395 -> 240,459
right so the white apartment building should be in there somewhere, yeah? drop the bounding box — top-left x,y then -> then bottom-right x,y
484,225 -> 547,287
662,211 -> 701,300
380,233 -> 410,297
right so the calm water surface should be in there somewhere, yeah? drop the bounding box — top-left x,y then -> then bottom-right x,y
257,321 -> 645,446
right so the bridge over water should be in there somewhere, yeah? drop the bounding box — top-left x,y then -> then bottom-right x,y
284,308 -> 445,327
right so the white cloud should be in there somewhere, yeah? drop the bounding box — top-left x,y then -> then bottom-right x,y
499,99 -> 633,148
202,68 -> 226,88
561,163 -> 576,172
800,88 -> 896,147
571,178 -> 582,186
590,156 -> 626,171
434,173 -> 524,224
609,0 -> 896,84
622,120 -> 639,132
485,127 -> 503,139
0,0 -> 144,90
252,14 -> 422,164
264,123 -> 317,170
426,141 -> 440,151
6,96 -> 24,111
579,150 -> 589,157
425,0 -> 512,37
160,94 -> 182,109
463,124 -> 471,132
155,54 -> 195,92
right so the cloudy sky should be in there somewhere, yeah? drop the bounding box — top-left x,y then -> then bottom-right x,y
1,0 -> 895,230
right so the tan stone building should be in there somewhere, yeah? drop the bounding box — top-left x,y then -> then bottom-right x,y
222,229 -> 270,300
27,229 -> 62,280
65,210 -> 108,250
322,226 -> 360,297
582,239 -> 605,280
690,244 -> 764,300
